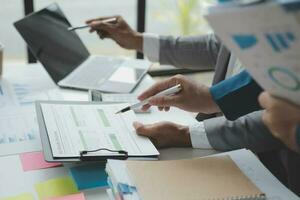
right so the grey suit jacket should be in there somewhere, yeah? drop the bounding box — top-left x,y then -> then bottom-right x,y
157,34 -> 300,196
159,34 -> 229,84
157,34 -> 284,153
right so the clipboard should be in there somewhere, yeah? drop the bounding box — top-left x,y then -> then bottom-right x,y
35,100 -> 159,163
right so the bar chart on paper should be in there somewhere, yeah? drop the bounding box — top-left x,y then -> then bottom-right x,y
0,108 -> 42,156
41,103 -> 159,157
12,83 -> 35,105
264,32 -> 296,52
12,83 -> 61,106
0,114 -> 36,144
0,78 -> 62,156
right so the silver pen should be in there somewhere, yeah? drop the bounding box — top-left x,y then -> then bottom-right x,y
115,84 -> 182,114
68,17 -> 117,31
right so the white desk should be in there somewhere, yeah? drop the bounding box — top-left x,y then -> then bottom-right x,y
0,63 -> 217,200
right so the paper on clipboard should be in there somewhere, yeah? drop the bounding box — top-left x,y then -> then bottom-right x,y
40,102 -> 159,158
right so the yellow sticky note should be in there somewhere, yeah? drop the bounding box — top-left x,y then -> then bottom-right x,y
35,176 -> 78,200
0,193 -> 34,200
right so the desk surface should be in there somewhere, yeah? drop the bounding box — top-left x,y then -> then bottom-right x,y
0,63 -> 217,200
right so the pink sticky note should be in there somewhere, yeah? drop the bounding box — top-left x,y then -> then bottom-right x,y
20,151 -> 62,171
46,193 -> 85,200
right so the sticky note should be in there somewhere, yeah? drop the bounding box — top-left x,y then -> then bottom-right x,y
69,163 -> 108,190
46,193 -> 85,200
0,193 -> 34,200
20,151 -> 62,171
35,176 -> 79,200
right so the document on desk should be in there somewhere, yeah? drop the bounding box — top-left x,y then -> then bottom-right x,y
0,77 -> 62,156
40,102 -> 159,158
205,1 -> 300,106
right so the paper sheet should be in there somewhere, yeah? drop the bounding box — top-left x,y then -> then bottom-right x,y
19,151 -> 62,172
40,103 -> 159,157
35,176 -> 78,200
69,163 -> 108,190
205,2 -> 300,106
0,77 -> 62,156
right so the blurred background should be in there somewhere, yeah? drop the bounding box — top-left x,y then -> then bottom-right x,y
0,0 -> 215,64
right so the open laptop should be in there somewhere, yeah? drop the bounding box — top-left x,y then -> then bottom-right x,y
14,3 -> 151,93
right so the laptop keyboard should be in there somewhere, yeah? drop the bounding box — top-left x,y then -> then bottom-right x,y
67,57 -> 123,87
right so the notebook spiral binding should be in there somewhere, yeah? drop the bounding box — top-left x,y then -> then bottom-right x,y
207,193 -> 266,200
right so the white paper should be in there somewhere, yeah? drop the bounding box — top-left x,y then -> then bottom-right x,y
40,102 -> 159,157
0,77 -> 62,156
214,149 -> 299,200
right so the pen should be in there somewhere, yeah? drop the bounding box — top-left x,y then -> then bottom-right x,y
115,84 -> 182,114
68,17 -> 117,31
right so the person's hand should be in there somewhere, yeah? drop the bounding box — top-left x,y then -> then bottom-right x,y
133,121 -> 191,148
86,16 -> 143,52
138,75 -> 220,114
259,92 -> 300,152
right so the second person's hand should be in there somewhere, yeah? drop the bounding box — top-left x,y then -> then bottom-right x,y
138,75 -> 220,114
133,121 -> 191,149
86,15 -> 143,52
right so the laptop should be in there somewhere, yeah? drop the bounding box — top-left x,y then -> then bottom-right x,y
14,3 -> 152,93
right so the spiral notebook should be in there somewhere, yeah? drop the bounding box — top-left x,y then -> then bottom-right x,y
125,155 -> 266,200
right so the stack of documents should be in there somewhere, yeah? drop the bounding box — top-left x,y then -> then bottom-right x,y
105,149 -> 300,200
205,0 -> 300,105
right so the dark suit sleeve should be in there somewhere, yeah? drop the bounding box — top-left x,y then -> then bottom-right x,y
210,70 -> 263,120
297,125 -> 300,150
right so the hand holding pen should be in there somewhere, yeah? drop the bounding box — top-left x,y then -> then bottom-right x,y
85,16 -> 143,51
116,84 -> 182,114
134,75 -> 220,114
68,17 -> 117,31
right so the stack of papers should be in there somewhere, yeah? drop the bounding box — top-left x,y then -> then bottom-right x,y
105,149 -> 299,200
205,0 -> 300,105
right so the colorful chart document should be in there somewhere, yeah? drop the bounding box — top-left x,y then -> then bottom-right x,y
40,102 -> 159,158
0,77 -> 62,156
205,1 -> 300,106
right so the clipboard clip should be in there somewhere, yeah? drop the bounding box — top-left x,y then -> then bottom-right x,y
79,148 -> 128,161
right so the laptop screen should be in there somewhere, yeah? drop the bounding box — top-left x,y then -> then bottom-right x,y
14,3 -> 90,83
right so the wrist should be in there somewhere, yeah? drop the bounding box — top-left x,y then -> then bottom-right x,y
177,125 -> 192,147
132,32 -> 143,52
201,86 -> 221,114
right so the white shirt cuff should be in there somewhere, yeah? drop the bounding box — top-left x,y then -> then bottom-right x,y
142,33 -> 160,62
189,122 -> 213,149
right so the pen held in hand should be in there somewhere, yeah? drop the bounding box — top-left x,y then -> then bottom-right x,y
68,17 -> 117,31
115,84 -> 182,114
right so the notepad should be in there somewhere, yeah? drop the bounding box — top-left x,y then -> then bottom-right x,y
0,193 -> 34,200
20,151 -> 62,171
35,176 -> 79,200
126,155 -> 266,200
69,163 -> 108,190
46,193 -> 85,200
